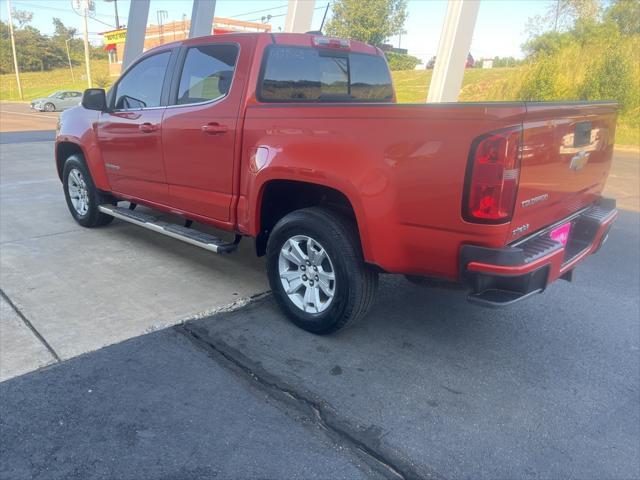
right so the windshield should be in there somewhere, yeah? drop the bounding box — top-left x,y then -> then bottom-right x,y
48,91 -> 64,98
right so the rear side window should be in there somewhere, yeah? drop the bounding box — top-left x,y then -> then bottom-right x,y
259,46 -> 393,102
114,51 -> 171,109
176,44 -> 239,105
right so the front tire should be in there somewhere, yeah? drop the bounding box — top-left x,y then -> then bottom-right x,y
44,102 -> 55,112
62,155 -> 114,228
266,207 -> 378,334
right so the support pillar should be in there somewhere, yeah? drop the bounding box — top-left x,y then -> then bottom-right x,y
427,0 -> 480,103
284,0 -> 315,33
121,0 -> 150,70
189,0 -> 217,38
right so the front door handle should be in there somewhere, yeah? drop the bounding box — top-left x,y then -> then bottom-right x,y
202,123 -> 228,135
139,122 -> 158,133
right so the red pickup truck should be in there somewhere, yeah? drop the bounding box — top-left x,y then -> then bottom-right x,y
55,32 -> 618,334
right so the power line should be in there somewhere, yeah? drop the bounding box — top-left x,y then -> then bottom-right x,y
12,0 -> 115,19
228,3 -> 288,19
246,3 -> 330,23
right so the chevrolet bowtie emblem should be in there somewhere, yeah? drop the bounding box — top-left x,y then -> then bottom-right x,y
569,151 -> 590,171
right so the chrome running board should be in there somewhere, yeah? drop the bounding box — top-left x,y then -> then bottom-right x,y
98,204 -> 240,254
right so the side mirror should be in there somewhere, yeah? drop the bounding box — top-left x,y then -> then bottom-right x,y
82,88 -> 107,111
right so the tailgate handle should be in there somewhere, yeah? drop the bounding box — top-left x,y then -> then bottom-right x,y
139,122 -> 158,133
202,123 -> 228,135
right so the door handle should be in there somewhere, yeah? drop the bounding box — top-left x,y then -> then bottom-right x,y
139,122 -> 158,133
202,123 -> 228,135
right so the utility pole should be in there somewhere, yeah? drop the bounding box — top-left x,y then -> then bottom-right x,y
80,0 -> 92,87
6,0 -> 23,99
156,9 -> 167,46
65,37 -> 76,83
113,0 -> 119,29
104,0 -> 120,29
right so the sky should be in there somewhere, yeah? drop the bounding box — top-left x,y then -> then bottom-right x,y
0,0 -> 550,63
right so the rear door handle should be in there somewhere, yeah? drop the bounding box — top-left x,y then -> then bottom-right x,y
202,123 -> 228,135
139,122 -> 158,133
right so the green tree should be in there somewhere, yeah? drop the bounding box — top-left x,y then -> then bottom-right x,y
579,42 -> 638,113
325,0 -> 407,46
384,51 -> 421,70
605,0 -> 640,35
11,9 -> 33,29
0,16 -> 83,73
490,56 -> 522,68
527,0 -> 600,36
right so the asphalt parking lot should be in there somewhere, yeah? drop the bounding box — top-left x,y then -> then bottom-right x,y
0,112 -> 639,479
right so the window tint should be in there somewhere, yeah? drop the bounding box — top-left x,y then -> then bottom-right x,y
176,44 -> 238,105
260,46 -> 393,102
114,51 -> 171,109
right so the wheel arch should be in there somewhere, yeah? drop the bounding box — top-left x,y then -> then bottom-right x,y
55,139 -> 111,191
255,179 -> 369,259
55,141 -> 85,180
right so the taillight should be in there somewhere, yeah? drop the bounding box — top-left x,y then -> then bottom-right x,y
463,126 -> 522,223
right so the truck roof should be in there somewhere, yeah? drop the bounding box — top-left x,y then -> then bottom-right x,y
144,32 -> 380,57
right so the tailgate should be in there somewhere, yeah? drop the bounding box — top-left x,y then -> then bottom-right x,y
509,102 -> 618,243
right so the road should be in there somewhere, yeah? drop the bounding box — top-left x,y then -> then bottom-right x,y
0,128 -> 638,479
0,101 -> 59,133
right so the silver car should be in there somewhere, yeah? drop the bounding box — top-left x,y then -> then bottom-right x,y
30,91 -> 83,112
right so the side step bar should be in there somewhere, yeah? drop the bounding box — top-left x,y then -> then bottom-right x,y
98,205 -> 240,254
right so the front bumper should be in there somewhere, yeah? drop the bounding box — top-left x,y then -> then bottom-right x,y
460,198 -> 618,307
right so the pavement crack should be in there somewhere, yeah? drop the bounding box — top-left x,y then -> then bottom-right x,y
179,321 -> 440,480
0,288 -> 61,362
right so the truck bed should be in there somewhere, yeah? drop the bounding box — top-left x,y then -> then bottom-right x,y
241,101 -> 617,278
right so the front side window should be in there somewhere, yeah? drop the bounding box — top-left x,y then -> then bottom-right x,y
176,44 -> 238,105
260,46 -> 393,102
114,51 -> 171,110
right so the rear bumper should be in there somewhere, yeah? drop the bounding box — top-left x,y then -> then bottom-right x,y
460,198 -> 618,307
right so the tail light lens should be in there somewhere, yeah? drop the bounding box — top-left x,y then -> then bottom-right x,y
463,126 -> 522,223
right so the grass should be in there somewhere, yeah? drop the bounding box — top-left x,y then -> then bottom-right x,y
0,60 -> 113,101
391,68 -> 519,103
392,68 -> 638,146
1,62 -> 636,146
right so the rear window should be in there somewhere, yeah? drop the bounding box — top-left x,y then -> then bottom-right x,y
176,44 -> 238,105
259,46 -> 393,102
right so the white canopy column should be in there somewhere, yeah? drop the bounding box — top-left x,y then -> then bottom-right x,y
427,0 -> 481,103
284,0 -> 316,33
189,0 -> 217,38
121,0 -> 218,70
121,0 -> 150,70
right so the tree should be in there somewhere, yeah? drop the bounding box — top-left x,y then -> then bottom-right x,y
526,0 -> 600,36
605,0 -> 640,35
53,17 -> 77,38
385,51 -> 421,71
325,0 -> 407,46
11,9 -> 33,29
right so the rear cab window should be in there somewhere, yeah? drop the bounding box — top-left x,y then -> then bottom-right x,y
175,44 -> 239,105
259,45 -> 393,102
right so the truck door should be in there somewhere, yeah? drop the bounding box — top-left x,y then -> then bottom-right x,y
97,49 -> 173,205
161,37 -> 251,223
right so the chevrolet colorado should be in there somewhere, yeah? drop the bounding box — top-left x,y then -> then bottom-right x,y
55,32 -> 618,334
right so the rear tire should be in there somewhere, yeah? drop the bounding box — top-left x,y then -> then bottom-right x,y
266,207 -> 378,334
62,154 -> 114,228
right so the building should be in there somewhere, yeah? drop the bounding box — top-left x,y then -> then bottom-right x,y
102,17 -> 270,76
